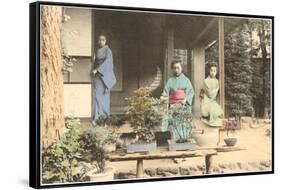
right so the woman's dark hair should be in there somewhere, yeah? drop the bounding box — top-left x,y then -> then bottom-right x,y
171,60 -> 182,69
98,34 -> 107,40
208,63 -> 218,71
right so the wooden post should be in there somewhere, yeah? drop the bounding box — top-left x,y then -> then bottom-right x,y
192,47 -> 205,117
164,29 -> 174,83
136,159 -> 144,178
91,10 -> 95,120
205,154 -> 214,174
218,18 -> 225,117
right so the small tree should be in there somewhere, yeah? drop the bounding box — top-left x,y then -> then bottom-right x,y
126,88 -> 162,143
248,19 -> 271,117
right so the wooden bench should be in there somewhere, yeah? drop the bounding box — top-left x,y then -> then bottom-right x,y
108,148 -> 218,178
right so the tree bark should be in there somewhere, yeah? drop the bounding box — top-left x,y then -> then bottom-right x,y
258,23 -> 268,117
40,6 -> 65,149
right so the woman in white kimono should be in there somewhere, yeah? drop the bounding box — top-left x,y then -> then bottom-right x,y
200,64 -> 223,127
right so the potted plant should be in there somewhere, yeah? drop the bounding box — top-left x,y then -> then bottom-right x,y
223,119 -> 238,146
42,118 -> 86,184
163,104 -> 196,151
79,126 -> 119,181
125,87 -> 162,153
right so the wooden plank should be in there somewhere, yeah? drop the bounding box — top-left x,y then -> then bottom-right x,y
196,146 -> 245,152
109,149 -> 217,161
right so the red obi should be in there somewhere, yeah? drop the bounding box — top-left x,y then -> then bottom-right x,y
169,90 -> 186,104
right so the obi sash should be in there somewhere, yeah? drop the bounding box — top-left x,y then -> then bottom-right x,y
169,90 -> 186,104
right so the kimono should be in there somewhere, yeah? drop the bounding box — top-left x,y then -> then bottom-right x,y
161,73 -> 195,141
162,73 -> 194,112
200,76 -> 223,127
93,45 -> 116,121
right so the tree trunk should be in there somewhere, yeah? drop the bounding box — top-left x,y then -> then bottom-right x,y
40,6 -> 65,149
258,23 -> 268,118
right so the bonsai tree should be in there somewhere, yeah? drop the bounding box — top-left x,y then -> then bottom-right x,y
126,87 -> 162,143
223,119 -> 239,138
223,119 -> 240,146
80,126 -> 119,173
165,104 -> 194,143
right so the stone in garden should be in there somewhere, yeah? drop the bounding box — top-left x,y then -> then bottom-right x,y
237,162 -> 249,170
118,171 -> 136,179
179,167 -> 190,175
248,162 -> 258,169
164,167 -> 179,175
156,168 -> 165,175
260,160 -> 271,168
197,165 -> 205,171
144,168 -> 157,176
218,163 -> 227,169
212,166 -> 220,173
173,158 -> 186,164
227,163 -> 236,170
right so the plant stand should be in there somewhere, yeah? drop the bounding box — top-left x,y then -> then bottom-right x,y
127,141 -> 157,153
168,139 -> 196,151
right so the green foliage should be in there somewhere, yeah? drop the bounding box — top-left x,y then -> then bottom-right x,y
126,87 -> 162,143
42,118 -> 83,184
165,104 -> 193,143
224,24 -> 254,118
248,19 -> 272,117
80,126 -> 119,173
61,13 -> 76,74
95,115 -> 124,126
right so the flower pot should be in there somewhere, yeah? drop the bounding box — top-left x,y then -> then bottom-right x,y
167,139 -> 196,151
224,138 -> 237,147
127,141 -> 157,153
104,143 -> 116,153
192,129 -> 218,147
86,167 -> 115,182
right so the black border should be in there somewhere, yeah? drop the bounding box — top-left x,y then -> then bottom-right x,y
29,1 -> 274,189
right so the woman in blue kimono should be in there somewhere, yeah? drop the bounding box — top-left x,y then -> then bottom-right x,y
160,60 -> 195,142
92,35 -> 116,125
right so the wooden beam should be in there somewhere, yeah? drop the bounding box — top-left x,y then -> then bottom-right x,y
194,18 -> 217,45
91,10 -> 95,120
164,29 -> 174,83
218,18 -> 225,117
